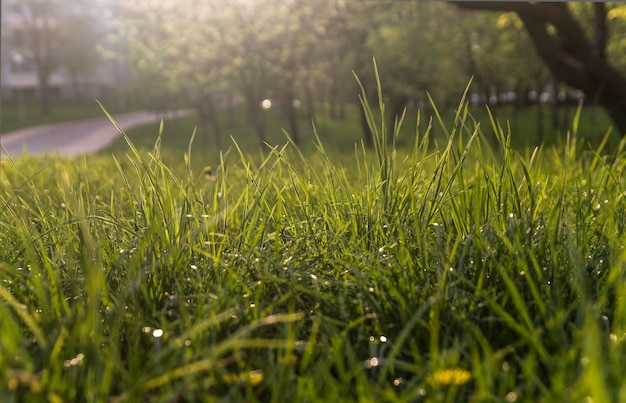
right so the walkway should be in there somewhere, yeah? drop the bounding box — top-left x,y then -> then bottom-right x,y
1,110 -> 194,158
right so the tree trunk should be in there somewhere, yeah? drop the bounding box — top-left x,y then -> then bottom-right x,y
282,93 -> 300,146
329,81 -> 338,119
40,85 -> 52,115
388,96 -> 408,144
71,75 -> 81,100
304,85 -> 316,122
228,96 -> 236,127
208,104 -> 222,150
247,98 -> 267,149
548,78 -> 560,130
358,98 -> 374,148
241,86 -> 267,149
339,96 -> 346,120
536,103 -> 544,144
195,100 -> 222,150
37,68 -> 52,115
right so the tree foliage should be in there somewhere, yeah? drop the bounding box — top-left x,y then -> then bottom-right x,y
454,1 -> 626,135
116,0 -> 626,145
11,0 -> 102,114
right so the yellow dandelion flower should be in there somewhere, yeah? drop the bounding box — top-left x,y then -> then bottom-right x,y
246,369 -> 264,386
429,368 -> 471,386
222,369 -> 263,386
203,165 -> 213,177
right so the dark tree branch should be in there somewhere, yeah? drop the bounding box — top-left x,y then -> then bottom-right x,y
593,3 -> 608,60
452,2 -> 567,22
516,14 -> 589,90
452,1 -> 626,135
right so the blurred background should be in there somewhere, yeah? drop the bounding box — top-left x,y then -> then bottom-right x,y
2,0 -> 624,151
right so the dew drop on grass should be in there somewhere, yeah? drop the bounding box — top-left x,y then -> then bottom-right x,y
190,264 -> 198,270
393,378 -> 402,386
142,327 -> 151,334
364,357 -> 379,368
63,353 -> 85,368
380,335 -> 387,343
506,391 -> 518,402
152,329 -> 163,338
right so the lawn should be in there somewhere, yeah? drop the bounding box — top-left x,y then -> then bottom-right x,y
102,97 -> 618,171
1,91 -> 625,401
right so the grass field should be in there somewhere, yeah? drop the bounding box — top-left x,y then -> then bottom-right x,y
102,98 -> 618,171
1,88 -> 625,401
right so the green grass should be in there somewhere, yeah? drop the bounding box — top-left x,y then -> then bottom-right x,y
1,84 -> 625,401
103,98 -> 617,173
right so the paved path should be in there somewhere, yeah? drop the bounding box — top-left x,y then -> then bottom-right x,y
1,110 -> 194,158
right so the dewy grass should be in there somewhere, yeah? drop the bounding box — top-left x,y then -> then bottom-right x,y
1,78 -> 626,402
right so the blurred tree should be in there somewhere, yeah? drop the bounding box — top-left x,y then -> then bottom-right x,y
121,0 -> 334,148
121,0 -> 232,148
19,0 -> 60,114
461,11 -> 553,141
454,2 -> 626,136
13,0 -> 100,114
605,5 -> 626,71
335,1 -> 396,147
225,1 -> 273,147
58,11 -> 102,99
367,3 -> 467,141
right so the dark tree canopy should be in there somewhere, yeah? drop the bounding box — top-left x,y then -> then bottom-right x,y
453,1 -> 626,136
